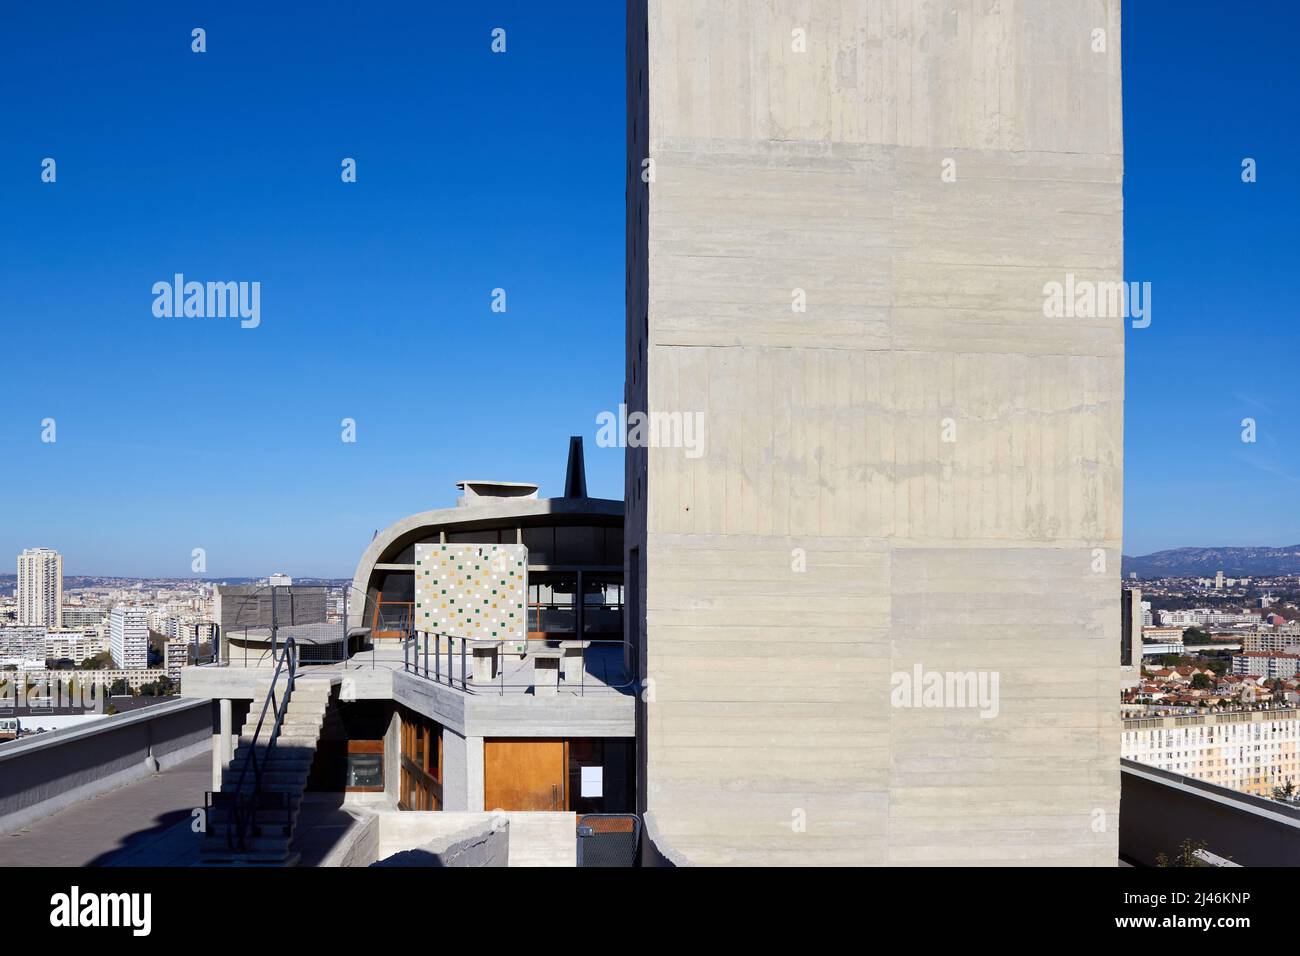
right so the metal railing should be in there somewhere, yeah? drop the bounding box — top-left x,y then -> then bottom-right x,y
191,622 -> 220,665
401,631 -> 634,697
205,636 -> 298,853
209,585 -> 365,667
577,814 -> 642,867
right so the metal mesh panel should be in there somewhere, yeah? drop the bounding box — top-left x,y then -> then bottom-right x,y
577,814 -> 641,867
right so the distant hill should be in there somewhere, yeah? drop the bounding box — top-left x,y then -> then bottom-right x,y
1123,546 -> 1300,579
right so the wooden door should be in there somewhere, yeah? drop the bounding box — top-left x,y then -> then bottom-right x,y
484,739 -> 568,811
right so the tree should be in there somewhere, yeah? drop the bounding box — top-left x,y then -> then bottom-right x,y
1191,673 -> 1212,690
1155,839 -> 1214,867
83,651 -> 113,670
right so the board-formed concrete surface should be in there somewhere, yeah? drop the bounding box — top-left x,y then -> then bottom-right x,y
627,0 -> 1123,865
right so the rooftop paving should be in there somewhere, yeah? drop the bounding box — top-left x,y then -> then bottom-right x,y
0,753 -> 211,866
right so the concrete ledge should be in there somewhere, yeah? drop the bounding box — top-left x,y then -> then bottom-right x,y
641,811 -> 694,867
0,698 -> 212,835
1120,758 -> 1300,866
319,809 -> 509,867
317,812 -> 380,868
373,819 -> 507,867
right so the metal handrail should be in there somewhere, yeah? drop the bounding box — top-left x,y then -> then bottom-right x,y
402,631 -> 633,697
226,636 -> 297,851
191,621 -> 220,666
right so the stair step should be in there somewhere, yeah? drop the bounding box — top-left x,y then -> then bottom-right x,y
230,750 -> 314,766
201,840 -> 292,860
220,772 -> 311,789
237,734 -> 319,747
199,685 -> 334,869
207,806 -> 299,824
238,725 -> 322,739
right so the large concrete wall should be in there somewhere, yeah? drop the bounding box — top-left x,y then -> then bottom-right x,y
628,0 -> 1124,865
0,698 -> 212,834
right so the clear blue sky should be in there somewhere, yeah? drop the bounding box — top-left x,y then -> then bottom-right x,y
0,1 -> 1295,576
0,1 -> 626,577
1122,0 -> 1300,555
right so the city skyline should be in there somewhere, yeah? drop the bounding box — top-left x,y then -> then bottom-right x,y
2,1 -> 1298,576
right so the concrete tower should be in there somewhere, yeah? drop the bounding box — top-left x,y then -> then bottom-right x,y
626,0 -> 1124,865
17,547 -> 63,629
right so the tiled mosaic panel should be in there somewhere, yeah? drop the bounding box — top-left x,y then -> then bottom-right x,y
413,543 -> 528,641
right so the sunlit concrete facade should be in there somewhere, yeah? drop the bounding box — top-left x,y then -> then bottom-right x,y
627,0 -> 1124,864
1123,711 -> 1300,799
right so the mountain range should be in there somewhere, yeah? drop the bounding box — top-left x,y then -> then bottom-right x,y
1122,546 -> 1300,579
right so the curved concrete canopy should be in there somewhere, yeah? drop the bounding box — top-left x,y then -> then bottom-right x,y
349,496 -> 623,629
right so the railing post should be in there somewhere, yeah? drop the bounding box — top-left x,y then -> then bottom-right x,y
404,630 -> 409,672
433,633 -> 439,683
460,637 -> 467,690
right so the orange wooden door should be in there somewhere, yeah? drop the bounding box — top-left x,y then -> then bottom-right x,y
483,739 -> 567,811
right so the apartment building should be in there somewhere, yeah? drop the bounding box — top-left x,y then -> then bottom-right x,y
0,627 -> 47,666
624,0 -> 1123,864
1244,625 -> 1300,654
16,666 -> 168,692
1122,710 -> 1300,798
165,639 -> 189,683
1233,652 -> 1300,681
60,607 -> 104,629
17,548 -> 62,628
108,607 -> 150,670
45,629 -> 103,665
1160,608 -> 1259,628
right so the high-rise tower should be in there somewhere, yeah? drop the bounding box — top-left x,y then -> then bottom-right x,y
17,547 -> 63,628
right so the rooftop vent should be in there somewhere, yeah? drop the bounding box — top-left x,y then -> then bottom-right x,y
455,480 -> 540,508
564,436 -> 587,499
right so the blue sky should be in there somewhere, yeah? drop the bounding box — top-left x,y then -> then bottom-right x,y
0,1 -> 1296,576
0,2 -> 626,577
1122,0 -> 1300,555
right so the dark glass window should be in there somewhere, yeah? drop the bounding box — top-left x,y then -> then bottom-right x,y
555,526 -> 603,565
346,753 -> 383,789
448,529 -> 504,544
523,527 -> 554,564
603,526 -> 624,564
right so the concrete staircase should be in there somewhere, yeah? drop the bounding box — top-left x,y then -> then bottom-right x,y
201,678 -> 333,865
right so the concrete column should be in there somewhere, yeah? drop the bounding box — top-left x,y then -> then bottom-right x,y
384,708 -> 401,806
441,728 -> 468,811
465,735 -> 484,811
211,698 -> 233,791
